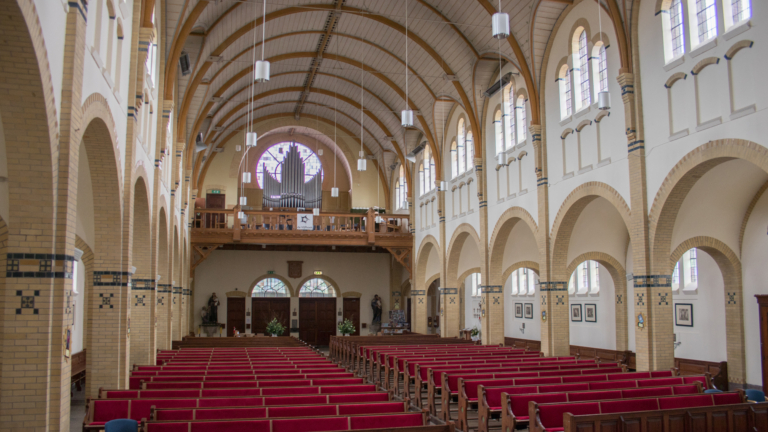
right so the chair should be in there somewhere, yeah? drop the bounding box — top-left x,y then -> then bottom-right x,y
745,389 -> 766,402
704,389 -> 723,394
104,419 -> 138,432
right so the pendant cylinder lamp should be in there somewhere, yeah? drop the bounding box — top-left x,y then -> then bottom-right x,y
254,60 -> 270,82
246,132 -> 258,147
239,196 -> 247,206
331,187 -> 339,197
598,91 -> 611,110
313,208 -> 320,216
238,211 -> 245,219
357,151 -> 367,171
401,109 -> 414,127
497,153 -> 505,165
242,172 -> 252,184
492,12 -> 510,39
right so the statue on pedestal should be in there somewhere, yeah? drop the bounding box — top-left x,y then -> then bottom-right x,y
208,293 -> 220,323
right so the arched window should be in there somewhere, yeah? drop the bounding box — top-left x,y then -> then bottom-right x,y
252,278 -> 288,297
465,132 -> 474,172
568,260 -> 600,295
419,162 -> 425,196
592,43 -> 608,98
516,96 -> 527,143
450,141 -> 458,179
559,65 -> 572,119
727,0 -> 751,28
672,248 -> 699,291
510,268 -> 537,295
457,118 -> 466,174
663,0 -> 686,62
114,21 -> 124,92
692,0 -> 717,46
256,142 -> 323,189
422,146 -> 433,194
299,278 -> 335,297
573,29 -> 591,111
469,273 -> 482,297
505,84 -> 515,150
396,165 -> 407,210
494,110 -> 503,155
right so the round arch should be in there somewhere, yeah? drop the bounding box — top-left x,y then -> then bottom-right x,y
415,235 -> 441,287
565,251 -> 629,351
296,274 -> 340,297
668,236 -> 745,385
248,274 -> 295,298
649,139 -> 768,274
445,224 -> 483,289
549,182 -> 631,282
501,261 -> 540,288
488,206 -> 540,286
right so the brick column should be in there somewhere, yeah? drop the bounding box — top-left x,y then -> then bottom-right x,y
618,72 -> 674,371
439,288 -> 459,338
156,284 -> 172,349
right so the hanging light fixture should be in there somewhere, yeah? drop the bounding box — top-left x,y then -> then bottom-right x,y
239,196 -> 247,206
596,0 -> 611,110
332,43 -> 340,197
401,0 -> 414,127
313,208 -> 320,216
358,40 -> 367,172
238,211 -> 246,219
243,172 -> 252,183
492,0 -> 510,39
254,0 -> 270,82
246,132 -> 258,147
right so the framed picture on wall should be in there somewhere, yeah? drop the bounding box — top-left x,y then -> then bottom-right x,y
675,303 -> 693,327
515,303 -> 523,318
571,304 -> 582,322
585,304 -> 597,322
524,303 -> 533,319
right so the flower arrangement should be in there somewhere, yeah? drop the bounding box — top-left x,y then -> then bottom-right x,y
470,326 -> 480,341
337,318 -> 356,336
266,318 -> 286,336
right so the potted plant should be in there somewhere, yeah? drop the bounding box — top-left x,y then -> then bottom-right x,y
337,318 -> 355,336
470,326 -> 481,342
266,318 -> 285,337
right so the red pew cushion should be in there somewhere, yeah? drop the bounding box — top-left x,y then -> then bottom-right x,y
329,393 -> 389,403
203,389 -> 262,397
658,395 -> 713,410
600,398 -> 659,414
131,399 -> 198,421
263,396 -> 327,406
542,384 -> 590,394
338,402 -> 403,415
196,407 -> 267,420
320,385 -> 376,394
92,400 -> 129,422
105,391 -> 139,399
672,385 -> 701,395
272,417 -> 349,432
539,403 -> 600,429
268,406 -> 336,417
590,380 -> 636,390
190,420 -> 270,432
350,413 -> 422,430
199,397 -> 264,408
510,393 -> 567,420
622,387 -> 673,398
567,390 -> 621,402
561,375 -> 607,383
155,409 -> 193,421
713,393 -> 743,405
637,378 -> 682,388
683,376 -> 708,388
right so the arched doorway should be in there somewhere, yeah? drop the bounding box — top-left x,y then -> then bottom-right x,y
249,276 -> 292,335
298,277 -> 337,346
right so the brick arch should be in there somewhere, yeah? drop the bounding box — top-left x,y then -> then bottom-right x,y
80,93 -> 121,187
565,251 -> 629,351
415,235 -> 441,287
648,139 -> 768,274
550,182 -> 631,281
501,261 -> 540,289
446,223 -> 483,289
79,114 -> 123,264
669,236 -> 745,385
249,274 -> 295,298
297,275 -> 340,298
0,0 -> 59,237
489,206 -> 539,286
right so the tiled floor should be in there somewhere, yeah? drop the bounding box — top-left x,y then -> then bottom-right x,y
70,386 -> 86,431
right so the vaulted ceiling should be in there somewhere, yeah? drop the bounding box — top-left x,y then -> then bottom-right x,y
162,0 -> 632,189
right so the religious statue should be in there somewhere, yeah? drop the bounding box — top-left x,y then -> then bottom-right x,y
200,306 -> 210,324
371,294 -> 382,324
208,293 -> 220,323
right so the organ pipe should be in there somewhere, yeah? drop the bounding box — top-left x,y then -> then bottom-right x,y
262,143 -> 322,210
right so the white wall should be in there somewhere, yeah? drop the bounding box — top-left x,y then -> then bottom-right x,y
463,273 -> 482,334
193,250 -> 391,336
504,270 -> 540,340
569,264 -> 616,350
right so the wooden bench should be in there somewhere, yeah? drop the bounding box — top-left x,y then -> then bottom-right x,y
150,401 -> 410,421
99,385 -> 384,399
531,392 -> 759,432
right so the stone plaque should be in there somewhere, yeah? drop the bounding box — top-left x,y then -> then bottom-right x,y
288,261 -> 303,279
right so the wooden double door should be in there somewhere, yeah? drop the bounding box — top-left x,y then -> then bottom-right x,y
299,298 -> 337,346
227,297 -> 245,337
251,298 -> 291,335
342,298 -> 361,336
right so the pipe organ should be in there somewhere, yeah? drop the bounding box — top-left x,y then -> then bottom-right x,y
262,143 -> 323,209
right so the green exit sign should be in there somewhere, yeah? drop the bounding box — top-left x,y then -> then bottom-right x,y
267,271 -> 275,274
211,189 -> 221,194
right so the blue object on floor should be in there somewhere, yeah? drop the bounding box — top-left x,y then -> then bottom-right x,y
105,419 -> 138,432
704,389 -> 723,393
746,389 -> 766,402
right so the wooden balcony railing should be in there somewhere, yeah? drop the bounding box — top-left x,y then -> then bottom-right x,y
191,208 -> 411,247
